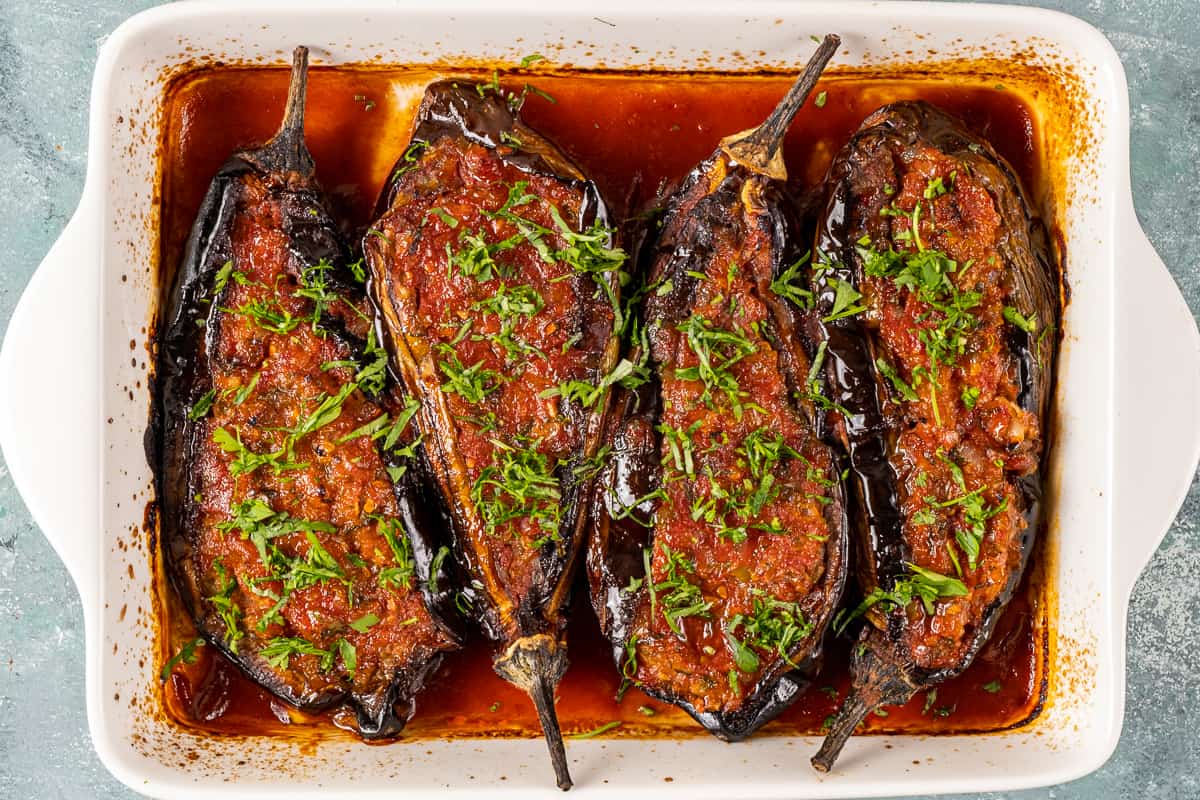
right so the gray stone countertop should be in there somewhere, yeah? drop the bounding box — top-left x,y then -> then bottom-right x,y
0,1 -> 1196,797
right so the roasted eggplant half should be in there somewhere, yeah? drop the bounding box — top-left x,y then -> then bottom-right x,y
154,48 -> 459,738
364,80 -> 624,789
586,35 -> 848,741
808,102 -> 1058,770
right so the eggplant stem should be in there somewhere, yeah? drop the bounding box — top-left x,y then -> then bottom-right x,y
530,673 -> 573,791
279,46 -> 309,141
494,634 -> 573,790
260,46 -> 314,175
720,33 -> 841,180
811,629 -> 919,773
811,688 -> 870,773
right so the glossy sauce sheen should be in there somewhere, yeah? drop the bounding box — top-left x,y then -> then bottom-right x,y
159,67 -> 1047,739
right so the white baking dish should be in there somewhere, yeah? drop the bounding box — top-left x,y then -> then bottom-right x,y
1,1 -> 1198,797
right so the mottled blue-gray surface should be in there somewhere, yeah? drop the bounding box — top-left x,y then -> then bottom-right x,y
0,1 -> 1196,797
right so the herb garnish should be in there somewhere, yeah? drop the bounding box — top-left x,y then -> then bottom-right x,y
284,383 -> 356,450
545,205 -> 627,327
231,372 -> 260,406
541,357 -> 640,410
354,327 -> 389,397
226,295 -> 305,335
338,638 -> 357,678
1003,305 -> 1038,334
376,516 -> 417,590
769,252 -> 815,309
473,182 -> 627,327
260,636 -> 334,671
569,721 -> 621,739
617,635 -> 640,700
335,413 -> 390,445
188,389 -> 217,421
823,277 -> 866,322
657,420 -> 701,479
213,260 -> 235,294
217,497 -> 335,565
214,498 -> 357,625
382,398 -> 422,454
437,346 -> 501,404
426,207 -> 460,229
926,485 -> 1008,570
471,282 -> 544,362
160,637 -> 205,682
648,544 -> 712,637
471,436 -> 562,540
675,315 -> 757,418
571,445 -> 612,485
834,563 -> 968,633
207,559 -> 243,652
295,259 -> 341,330
876,357 -> 919,402
683,427 -> 801,544
857,179 -> 985,376
212,427 -> 306,477
427,546 -> 450,595
447,229 -> 523,282
391,140 -> 427,180
727,592 -> 814,671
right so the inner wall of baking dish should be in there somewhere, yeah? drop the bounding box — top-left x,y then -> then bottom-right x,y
151,64 -> 1051,743
93,7 -> 1115,793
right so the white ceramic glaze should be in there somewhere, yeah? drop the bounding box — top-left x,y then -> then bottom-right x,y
1,2 -> 1198,798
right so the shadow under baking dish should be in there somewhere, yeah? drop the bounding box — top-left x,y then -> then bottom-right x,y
153,65 -> 1055,743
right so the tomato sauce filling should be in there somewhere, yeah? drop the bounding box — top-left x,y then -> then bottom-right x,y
848,137 -> 1042,670
367,133 -> 616,610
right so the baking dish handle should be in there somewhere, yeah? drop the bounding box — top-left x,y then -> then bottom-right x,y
1112,223 -> 1200,596
0,194 -> 100,602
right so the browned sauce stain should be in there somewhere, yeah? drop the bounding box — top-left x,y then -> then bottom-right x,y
156,66 -> 1051,742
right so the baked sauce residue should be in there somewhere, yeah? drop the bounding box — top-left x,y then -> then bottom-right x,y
158,66 -> 1048,740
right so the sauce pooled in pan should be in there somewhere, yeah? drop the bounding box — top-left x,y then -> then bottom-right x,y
157,65 -> 1049,741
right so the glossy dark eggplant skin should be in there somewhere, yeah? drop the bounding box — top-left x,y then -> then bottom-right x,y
588,36 -> 849,742
151,49 -> 459,739
365,81 -> 621,789
810,102 -> 1058,770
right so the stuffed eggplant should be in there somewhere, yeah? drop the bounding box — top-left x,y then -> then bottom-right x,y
586,35 -> 848,740
364,80 -> 624,789
154,48 -> 459,738
808,102 -> 1058,770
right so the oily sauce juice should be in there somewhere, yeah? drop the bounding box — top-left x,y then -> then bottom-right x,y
157,66 -> 1048,740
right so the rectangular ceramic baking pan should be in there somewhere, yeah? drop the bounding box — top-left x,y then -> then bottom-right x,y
2,1 -> 1198,797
